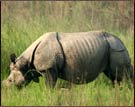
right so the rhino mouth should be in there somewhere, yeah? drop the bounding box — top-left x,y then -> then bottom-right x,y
15,79 -> 31,89
14,71 -> 41,89
16,84 -> 23,89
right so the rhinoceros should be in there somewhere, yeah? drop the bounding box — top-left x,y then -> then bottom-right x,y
2,31 -> 133,88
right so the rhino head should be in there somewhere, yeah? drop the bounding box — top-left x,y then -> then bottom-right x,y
2,53 -> 41,89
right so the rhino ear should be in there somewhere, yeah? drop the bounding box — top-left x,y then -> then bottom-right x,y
10,53 -> 16,64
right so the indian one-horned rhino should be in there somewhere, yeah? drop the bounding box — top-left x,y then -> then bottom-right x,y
2,31 -> 134,88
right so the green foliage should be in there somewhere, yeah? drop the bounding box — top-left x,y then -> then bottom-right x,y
1,77 -> 134,106
1,1 -> 134,106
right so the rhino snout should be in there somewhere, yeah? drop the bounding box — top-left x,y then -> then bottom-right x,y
2,79 -> 12,87
2,71 -> 25,88
2,78 -> 25,88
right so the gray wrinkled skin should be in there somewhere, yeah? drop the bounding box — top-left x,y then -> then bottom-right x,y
2,31 -> 133,89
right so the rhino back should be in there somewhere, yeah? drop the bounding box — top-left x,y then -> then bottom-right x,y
59,31 -> 108,83
17,32 -> 54,61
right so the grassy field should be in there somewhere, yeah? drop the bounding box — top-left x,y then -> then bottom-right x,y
1,76 -> 134,106
1,1 -> 134,106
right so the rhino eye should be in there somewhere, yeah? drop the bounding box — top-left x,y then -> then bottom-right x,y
9,79 -> 12,82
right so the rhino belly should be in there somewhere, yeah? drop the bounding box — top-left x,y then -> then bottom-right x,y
60,35 -> 108,84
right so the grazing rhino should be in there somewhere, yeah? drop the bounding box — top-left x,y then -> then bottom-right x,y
2,31 -> 133,88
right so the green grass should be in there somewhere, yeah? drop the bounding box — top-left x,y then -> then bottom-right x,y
1,1 -> 134,106
1,74 -> 134,106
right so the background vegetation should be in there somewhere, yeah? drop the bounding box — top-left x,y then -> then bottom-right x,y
1,1 -> 134,106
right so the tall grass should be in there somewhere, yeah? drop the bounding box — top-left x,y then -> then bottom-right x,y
1,75 -> 134,106
1,1 -> 134,106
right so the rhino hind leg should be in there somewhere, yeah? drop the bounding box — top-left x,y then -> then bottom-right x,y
104,33 -> 133,84
103,67 -> 117,84
103,52 -> 133,85
103,66 -> 133,86
42,68 -> 58,88
103,67 -> 126,85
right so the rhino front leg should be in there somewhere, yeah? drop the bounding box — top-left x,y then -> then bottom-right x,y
42,68 -> 58,88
